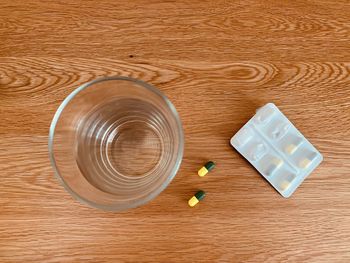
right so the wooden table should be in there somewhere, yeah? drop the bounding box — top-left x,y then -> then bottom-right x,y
1,1 -> 349,262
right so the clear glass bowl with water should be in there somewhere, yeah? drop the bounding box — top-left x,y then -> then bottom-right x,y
49,77 -> 184,211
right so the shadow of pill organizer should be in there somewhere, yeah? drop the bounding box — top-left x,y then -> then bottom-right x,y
230,103 -> 323,198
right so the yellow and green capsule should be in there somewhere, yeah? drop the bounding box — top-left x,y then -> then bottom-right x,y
188,190 -> 206,207
198,161 -> 215,177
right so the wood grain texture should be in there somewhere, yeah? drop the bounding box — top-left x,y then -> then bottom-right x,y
1,0 -> 350,262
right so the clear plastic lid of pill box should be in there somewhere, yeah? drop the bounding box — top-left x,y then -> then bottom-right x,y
230,103 -> 323,198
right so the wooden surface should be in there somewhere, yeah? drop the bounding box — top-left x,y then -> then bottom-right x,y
1,0 -> 350,262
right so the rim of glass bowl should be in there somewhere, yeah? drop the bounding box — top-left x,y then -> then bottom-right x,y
48,76 -> 184,211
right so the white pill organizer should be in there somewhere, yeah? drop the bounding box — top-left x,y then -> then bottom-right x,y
230,103 -> 323,198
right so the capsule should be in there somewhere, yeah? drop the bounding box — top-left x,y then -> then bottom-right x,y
198,161 -> 215,177
188,190 -> 206,207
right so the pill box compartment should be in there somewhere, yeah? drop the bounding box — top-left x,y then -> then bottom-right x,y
231,128 -> 254,149
253,105 -> 275,125
279,133 -> 304,156
257,152 -> 299,196
291,146 -> 321,171
271,169 -> 297,197
231,127 -> 268,163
